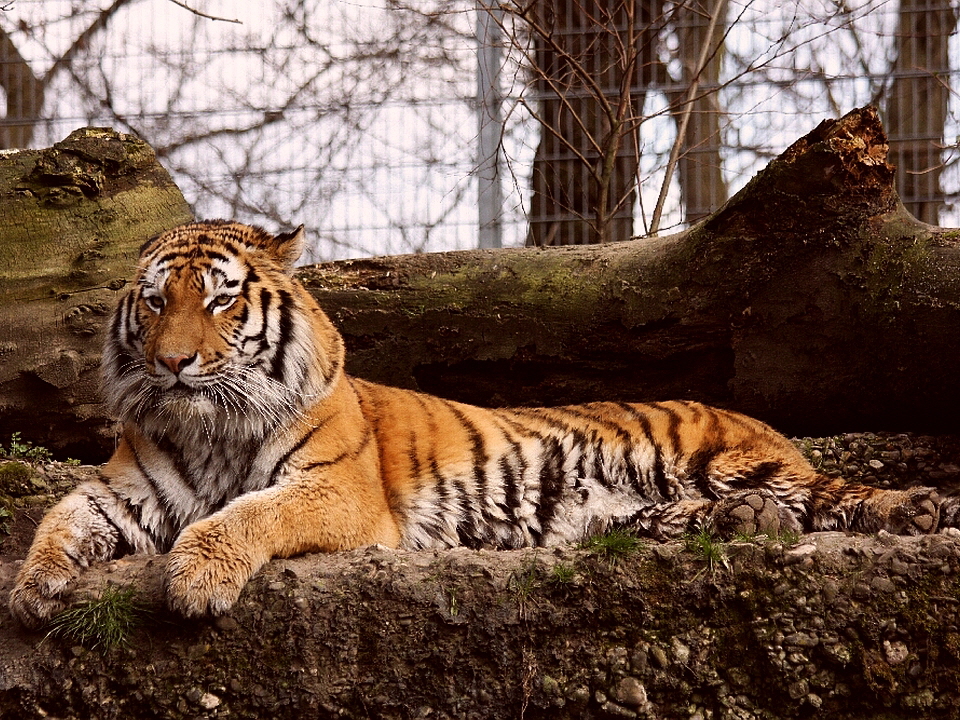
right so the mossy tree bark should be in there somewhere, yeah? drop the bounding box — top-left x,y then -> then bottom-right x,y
1,108 -> 959,462
0,127 -> 194,460
300,106 -> 960,437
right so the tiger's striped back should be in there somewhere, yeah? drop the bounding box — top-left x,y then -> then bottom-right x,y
356,383 -> 817,548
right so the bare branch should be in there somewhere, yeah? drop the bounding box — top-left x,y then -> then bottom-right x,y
165,0 -> 242,24
649,0 -> 726,236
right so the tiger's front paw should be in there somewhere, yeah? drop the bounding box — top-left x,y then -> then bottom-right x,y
8,557 -> 76,629
165,521 -> 256,618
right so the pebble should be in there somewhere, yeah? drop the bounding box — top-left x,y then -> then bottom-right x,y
611,677 -> 647,708
783,544 -> 817,566
870,576 -> 896,593
671,638 -> 691,665
884,640 -> 909,665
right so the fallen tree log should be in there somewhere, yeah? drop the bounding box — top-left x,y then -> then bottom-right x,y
1,108 -> 958,461
300,106 -> 960,437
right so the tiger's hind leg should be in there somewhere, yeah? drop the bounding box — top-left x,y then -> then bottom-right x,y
699,446 -> 940,536
812,481 -> 940,535
939,495 -> 960,529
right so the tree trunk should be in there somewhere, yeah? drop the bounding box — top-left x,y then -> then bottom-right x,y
883,0 -> 959,225
0,127 -> 194,460
0,26 -> 45,150
525,0 -> 663,245
665,0 -> 729,224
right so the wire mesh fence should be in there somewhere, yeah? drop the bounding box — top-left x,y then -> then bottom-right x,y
1,0 -> 958,261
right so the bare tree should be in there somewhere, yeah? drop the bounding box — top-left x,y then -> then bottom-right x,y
518,0 -> 666,246
1,0 -> 483,260
496,0 -> 731,246
0,0 -> 135,149
883,0 -> 959,225
661,0 -> 729,226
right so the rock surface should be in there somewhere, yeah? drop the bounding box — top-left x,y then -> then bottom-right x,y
0,434 -> 959,719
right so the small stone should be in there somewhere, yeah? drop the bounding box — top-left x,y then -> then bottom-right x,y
822,580 -> 839,604
542,676 -> 561,697
268,581 -> 285,592
784,632 -> 818,648
890,558 -> 910,575
198,693 -> 221,710
788,680 -> 809,700
650,645 -> 670,669
630,648 -> 649,674
871,576 -> 896,593
784,544 -> 817,566
652,544 -> 681,562
884,640 -> 909,665
868,459 -> 884,470
214,615 -> 239,632
671,637 -> 690,665
876,529 -> 898,546
600,701 -> 637,718
611,677 -> 647,708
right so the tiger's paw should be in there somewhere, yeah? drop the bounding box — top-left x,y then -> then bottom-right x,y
707,489 -> 801,539
165,522 -> 255,618
8,558 -> 76,629
859,487 -> 940,535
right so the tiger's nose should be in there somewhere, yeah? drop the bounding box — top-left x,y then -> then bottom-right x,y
158,353 -> 196,375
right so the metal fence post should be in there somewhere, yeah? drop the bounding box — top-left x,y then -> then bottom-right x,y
476,0 -> 504,249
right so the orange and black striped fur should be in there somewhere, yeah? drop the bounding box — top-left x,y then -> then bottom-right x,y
8,221 -> 943,626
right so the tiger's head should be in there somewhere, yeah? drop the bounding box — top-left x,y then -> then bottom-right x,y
103,221 -> 344,440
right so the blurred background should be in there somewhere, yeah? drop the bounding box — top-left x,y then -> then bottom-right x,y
1,0 -> 957,261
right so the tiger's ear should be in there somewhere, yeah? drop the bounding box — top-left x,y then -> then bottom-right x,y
268,225 -> 306,272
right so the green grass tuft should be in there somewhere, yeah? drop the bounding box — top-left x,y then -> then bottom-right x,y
0,505 -> 12,544
684,527 -> 728,571
579,527 -> 642,562
548,562 -> 576,585
45,585 -> 146,651
0,432 -> 52,463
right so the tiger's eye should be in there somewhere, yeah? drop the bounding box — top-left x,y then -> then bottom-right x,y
209,295 -> 236,311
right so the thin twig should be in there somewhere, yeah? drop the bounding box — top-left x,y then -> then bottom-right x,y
649,0 -> 726,235
166,0 -> 242,24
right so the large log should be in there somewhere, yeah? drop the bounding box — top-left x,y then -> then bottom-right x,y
1,107 -> 957,456
301,106 -> 960,436
0,128 -> 193,460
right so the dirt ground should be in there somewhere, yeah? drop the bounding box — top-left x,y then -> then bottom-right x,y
2,451 -> 960,719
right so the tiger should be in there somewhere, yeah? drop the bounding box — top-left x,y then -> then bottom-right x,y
8,220 -> 943,628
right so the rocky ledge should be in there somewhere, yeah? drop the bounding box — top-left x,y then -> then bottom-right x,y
0,433 -> 958,720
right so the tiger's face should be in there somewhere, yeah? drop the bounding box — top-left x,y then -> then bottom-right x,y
103,221 -> 339,441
